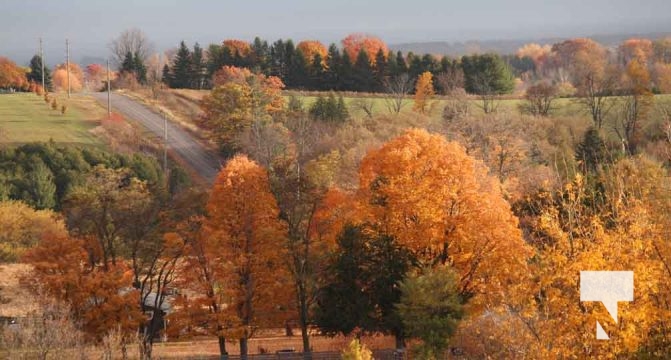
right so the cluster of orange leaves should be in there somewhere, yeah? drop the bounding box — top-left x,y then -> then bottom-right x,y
297,40 -> 328,65
341,33 -> 388,65
223,39 -> 252,57
53,63 -> 84,92
0,57 -> 28,89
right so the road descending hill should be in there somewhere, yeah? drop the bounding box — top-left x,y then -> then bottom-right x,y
92,92 -> 221,183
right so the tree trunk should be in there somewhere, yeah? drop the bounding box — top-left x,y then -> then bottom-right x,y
395,334 -> 405,350
240,338 -> 248,360
218,336 -> 228,360
299,288 -> 312,360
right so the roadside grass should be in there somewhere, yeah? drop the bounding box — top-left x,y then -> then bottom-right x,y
0,92 -> 103,146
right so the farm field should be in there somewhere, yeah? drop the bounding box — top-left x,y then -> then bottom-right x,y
0,93 -> 103,145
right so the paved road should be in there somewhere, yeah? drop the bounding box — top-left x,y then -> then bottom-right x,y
92,92 -> 221,183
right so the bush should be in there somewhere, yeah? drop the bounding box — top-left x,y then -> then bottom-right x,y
309,93 -> 349,123
61,104 -> 67,115
51,98 -> 58,110
341,339 -> 372,360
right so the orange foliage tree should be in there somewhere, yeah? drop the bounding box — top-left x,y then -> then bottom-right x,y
223,39 -> 252,57
413,71 -> 434,114
0,57 -> 28,90
341,33 -> 388,65
23,232 -> 142,339
297,40 -> 328,66
52,63 -> 84,92
317,129 -> 532,310
179,155 -> 291,358
619,38 -> 654,65
517,43 -> 551,68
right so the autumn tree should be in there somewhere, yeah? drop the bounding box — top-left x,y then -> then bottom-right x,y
341,34 -> 388,66
616,57 -> 654,154
0,57 -> 28,90
297,40 -> 328,67
53,63 -> 84,92
520,82 -> 558,116
0,200 -> 66,262
200,67 -> 284,155
63,166 -> 153,269
201,155 -> 290,359
23,232 -> 142,339
413,71 -> 434,114
550,39 -> 617,128
344,129 -> 531,307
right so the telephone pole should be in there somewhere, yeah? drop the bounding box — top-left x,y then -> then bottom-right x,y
65,39 -> 71,98
106,59 -> 111,118
39,38 -> 45,91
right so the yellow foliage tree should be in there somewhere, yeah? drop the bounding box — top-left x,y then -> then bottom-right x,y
413,72 -> 434,114
0,200 -> 67,262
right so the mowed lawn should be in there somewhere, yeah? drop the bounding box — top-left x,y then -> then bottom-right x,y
0,93 -> 102,145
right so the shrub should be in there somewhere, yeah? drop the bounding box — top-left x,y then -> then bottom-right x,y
51,98 -> 58,110
341,339 -> 372,360
61,104 -> 67,115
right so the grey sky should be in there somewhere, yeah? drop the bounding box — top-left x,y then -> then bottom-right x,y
1,0 -> 670,64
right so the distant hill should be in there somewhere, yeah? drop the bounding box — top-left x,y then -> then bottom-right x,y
390,32 -> 671,57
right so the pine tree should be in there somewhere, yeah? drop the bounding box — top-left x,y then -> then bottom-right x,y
339,52 -> 354,91
374,49 -> 388,92
133,51 -> 147,84
353,49 -> 374,92
171,41 -> 192,88
287,48 -> 308,88
576,127 -> 608,173
121,51 -> 135,74
162,64 -> 172,86
325,44 -> 341,90
251,37 -> 270,73
191,42 -> 205,89
396,51 -> 408,74
309,54 -> 326,90
27,55 -> 52,90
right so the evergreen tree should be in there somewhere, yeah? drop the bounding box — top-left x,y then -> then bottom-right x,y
162,64 -> 172,86
251,37 -> 270,73
120,51 -> 135,74
576,127 -> 608,173
171,41 -> 192,88
287,48 -> 308,88
269,39 -> 287,79
133,51 -> 147,84
339,52 -> 354,91
191,42 -> 205,89
374,49 -> 388,92
27,55 -> 52,90
315,225 -> 413,341
309,54 -> 326,90
26,157 -> 56,210
325,43 -> 341,90
461,53 -> 515,95
396,51 -> 408,74
353,49 -> 374,92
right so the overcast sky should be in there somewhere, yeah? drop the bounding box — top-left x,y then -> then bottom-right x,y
2,0 -> 670,64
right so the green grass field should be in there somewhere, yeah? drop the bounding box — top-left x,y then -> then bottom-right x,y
0,93 -> 102,145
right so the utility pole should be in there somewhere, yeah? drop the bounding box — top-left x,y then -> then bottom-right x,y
106,59 -> 111,118
65,38 -> 71,98
39,38 -> 45,91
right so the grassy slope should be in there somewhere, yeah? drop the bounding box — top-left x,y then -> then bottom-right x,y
0,93 -> 103,145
